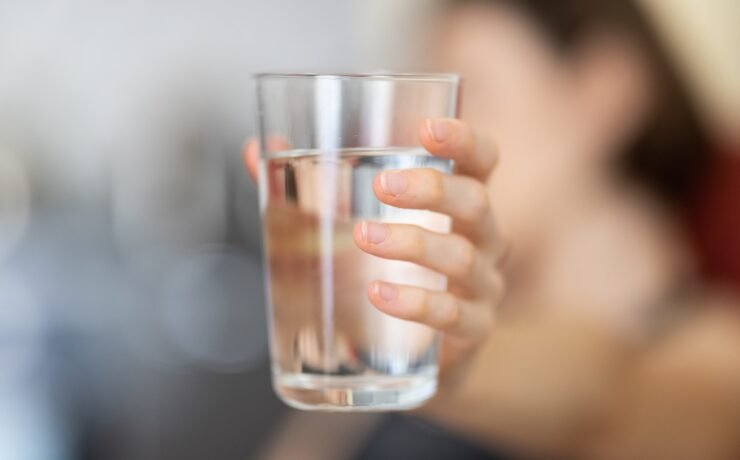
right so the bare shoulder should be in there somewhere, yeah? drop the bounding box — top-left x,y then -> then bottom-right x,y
671,287 -> 740,346
538,187 -> 696,331
580,289 -> 740,460
643,287 -> 740,385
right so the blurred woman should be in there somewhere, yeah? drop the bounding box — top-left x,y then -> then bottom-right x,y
248,1 -> 740,459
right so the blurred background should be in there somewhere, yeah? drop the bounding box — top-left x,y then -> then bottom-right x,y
0,0 -> 738,459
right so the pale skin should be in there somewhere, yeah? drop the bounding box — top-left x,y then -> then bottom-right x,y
248,3 -> 740,458
245,118 -> 506,379
246,122 -> 740,460
247,131 -> 740,460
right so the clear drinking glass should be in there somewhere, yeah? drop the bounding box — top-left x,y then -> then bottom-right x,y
256,73 -> 460,411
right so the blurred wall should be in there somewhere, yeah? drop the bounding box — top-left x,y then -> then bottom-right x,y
1,1 -> 737,459
0,1 -> 365,459
640,0 -> 740,144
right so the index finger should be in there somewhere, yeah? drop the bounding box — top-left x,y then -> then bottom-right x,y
241,136 -> 292,182
242,139 -> 260,181
419,118 -> 497,181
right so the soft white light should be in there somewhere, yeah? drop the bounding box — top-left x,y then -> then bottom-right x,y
0,148 -> 31,262
160,249 -> 267,373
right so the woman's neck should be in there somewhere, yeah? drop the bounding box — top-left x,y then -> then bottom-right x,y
504,172 -> 696,338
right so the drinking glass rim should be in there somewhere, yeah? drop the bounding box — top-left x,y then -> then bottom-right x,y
254,72 -> 460,83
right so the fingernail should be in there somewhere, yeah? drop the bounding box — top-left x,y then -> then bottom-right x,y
427,119 -> 451,143
374,281 -> 398,301
380,171 -> 407,196
361,221 -> 388,244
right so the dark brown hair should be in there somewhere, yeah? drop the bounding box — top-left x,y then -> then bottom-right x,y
445,0 -> 711,208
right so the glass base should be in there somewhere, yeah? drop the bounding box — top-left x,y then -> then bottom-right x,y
273,373 -> 437,412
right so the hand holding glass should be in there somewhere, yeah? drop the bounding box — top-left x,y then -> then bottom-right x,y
255,73 -> 465,410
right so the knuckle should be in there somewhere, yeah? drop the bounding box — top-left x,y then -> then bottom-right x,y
439,294 -> 462,330
486,270 -> 506,303
421,169 -> 445,206
451,236 -> 477,277
460,181 -> 490,222
468,304 -> 495,340
490,237 -> 511,267
411,289 -> 431,320
405,226 -> 427,261
462,126 -> 477,159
